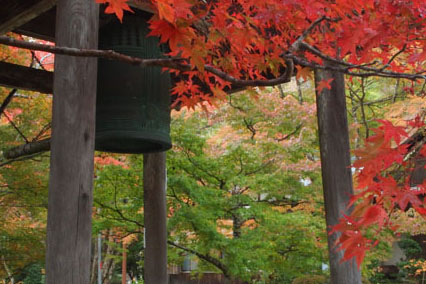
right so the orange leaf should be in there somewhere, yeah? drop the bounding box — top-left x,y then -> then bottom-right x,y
96,0 -> 133,22
156,0 -> 176,24
295,65 -> 312,82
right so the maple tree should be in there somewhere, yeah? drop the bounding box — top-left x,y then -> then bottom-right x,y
89,86 -> 330,282
89,0 -> 426,109
165,88 -> 326,282
0,43 -> 51,282
90,0 -> 426,269
0,0 -> 425,278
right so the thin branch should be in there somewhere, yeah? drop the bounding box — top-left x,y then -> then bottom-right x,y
228,94 -> 246,112
359,78 -> 370,138
167,240 -> 230,278
94,199 -> 144,228
275,124 -> 303,141
182,149 -> 226,188
242,118 -> 256,140
32,122 -> 51,142
0,36 -> 293,87
295,44 -> 426,80
3,112 -> 28,143
380,45 -> 406,71
2,35 -> 423,83
0,89 -> 17,119
290,16 -> 329,52
0,152 -> 47,167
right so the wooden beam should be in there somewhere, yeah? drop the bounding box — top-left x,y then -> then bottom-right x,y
0,61 -> 53,93
144,152 -> 168,284
14,7 -> 56,42
45,0 -> 99,283
12,1 -> 153,42
314,65 -> 361,283
0,0 -> 56,35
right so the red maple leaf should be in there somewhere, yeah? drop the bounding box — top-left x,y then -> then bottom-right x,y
96,0 -> 133,22
359,205 -> 388,229
315,78 -> 334,93
376,119 -> 408,144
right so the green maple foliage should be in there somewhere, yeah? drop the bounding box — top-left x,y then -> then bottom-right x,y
164,87 -> 328,282
96,0 -> 426,267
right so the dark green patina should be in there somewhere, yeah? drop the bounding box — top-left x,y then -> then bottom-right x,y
96,12 -> 171,153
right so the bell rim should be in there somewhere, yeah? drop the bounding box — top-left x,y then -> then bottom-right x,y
95,130 -> 172,154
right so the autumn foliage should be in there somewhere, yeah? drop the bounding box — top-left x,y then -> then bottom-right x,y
99,0 -> 426,109
94,0 -> 426,268
333,117 -> 426,267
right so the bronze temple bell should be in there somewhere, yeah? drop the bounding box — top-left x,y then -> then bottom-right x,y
95,12 -> 172,154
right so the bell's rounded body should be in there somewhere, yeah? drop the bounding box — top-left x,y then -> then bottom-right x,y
96,13 -> 172,153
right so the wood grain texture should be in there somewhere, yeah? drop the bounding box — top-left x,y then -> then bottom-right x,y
0,61 -> 53,94
45,0 -> 99,283
315,66 -> 362,284
144,152 -> 168,284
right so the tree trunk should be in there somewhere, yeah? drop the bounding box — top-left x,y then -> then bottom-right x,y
314,66 -> 362,284
122,242 -> 127,284
232,215 -> 242,238
144,152 -> 168,284
45,0 -> 99,283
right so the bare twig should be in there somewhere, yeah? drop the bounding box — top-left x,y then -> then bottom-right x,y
3,112 -> 28,143
0,89 -> 17,119
359,78 -> 370,138
0,152 -> 47,167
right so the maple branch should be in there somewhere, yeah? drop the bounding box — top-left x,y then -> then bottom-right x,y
94,199 -> 144,228
290,16 -> 328,52
289,53 -> 426,80
0,152 -> 47,168
295,43 -> 426,80
167,240 -> 230,278
0,36 -> 293,87
381,45 -> 406,71
1,35 -> 422,91
3,112 -> 28,143
359,78 -> 370,138
275,123 -> 303,142
3,138 -> 50,160
0,35 -> 182,68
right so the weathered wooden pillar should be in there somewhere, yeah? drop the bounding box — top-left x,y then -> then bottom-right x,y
315,66 -> 362,284
45,0 -> 99,283
144,152 -> 168,284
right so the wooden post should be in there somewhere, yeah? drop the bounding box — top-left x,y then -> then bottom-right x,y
144,152 -> 168,284
315,66 -> 362,284
45,0 -> 99,283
